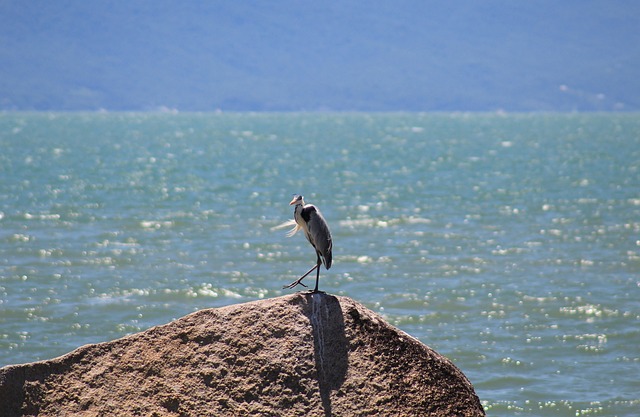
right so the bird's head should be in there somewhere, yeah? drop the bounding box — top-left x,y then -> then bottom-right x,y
289,194 -> 304,206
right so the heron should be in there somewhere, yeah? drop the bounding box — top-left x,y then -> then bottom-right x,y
280,194 -> 332,293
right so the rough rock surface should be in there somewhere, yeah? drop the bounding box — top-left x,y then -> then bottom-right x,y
0,293 -> 485,416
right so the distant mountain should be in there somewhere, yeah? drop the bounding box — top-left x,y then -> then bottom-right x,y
1,1 -> 639,111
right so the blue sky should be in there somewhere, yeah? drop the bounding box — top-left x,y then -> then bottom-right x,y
1,1 -> 639,111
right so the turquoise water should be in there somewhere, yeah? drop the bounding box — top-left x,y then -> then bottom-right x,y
1,112 -> 639,415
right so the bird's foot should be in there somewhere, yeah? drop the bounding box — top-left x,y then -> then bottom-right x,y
282,264 -> 319,290
282,278 -> 308,290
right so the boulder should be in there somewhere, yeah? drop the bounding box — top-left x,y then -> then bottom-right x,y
0,293 -> 485,416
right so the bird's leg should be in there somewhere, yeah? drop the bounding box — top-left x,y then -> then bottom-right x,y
282,264 -> 318,289
313,253 -> 322,293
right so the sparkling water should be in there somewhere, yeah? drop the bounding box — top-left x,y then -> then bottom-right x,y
1,112 -> 639,415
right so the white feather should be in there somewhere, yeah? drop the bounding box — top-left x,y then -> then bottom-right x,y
285,223 -> 302,237
271,219 -> 300,237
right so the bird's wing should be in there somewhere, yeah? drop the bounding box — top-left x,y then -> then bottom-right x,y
304,206 -> 332,257
271,219 -> 301,237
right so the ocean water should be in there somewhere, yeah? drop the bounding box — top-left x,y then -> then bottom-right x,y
1,112 -> 639,415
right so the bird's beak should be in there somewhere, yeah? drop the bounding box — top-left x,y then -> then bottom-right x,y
289,197 -> 298,205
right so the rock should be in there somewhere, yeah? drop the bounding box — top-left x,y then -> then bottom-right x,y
0,293 -> 485,416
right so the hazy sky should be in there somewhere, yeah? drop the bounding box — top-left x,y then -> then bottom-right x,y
1,1 -> 639,111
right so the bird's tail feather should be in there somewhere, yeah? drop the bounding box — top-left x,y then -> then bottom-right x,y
323,252 -> 332,270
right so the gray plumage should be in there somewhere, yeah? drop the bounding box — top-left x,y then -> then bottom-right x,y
282,194 -> 332,292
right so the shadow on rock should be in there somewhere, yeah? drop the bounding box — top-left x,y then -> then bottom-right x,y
302,292 -> 348,417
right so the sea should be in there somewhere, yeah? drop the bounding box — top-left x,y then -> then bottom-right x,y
1,112 -> 638,416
